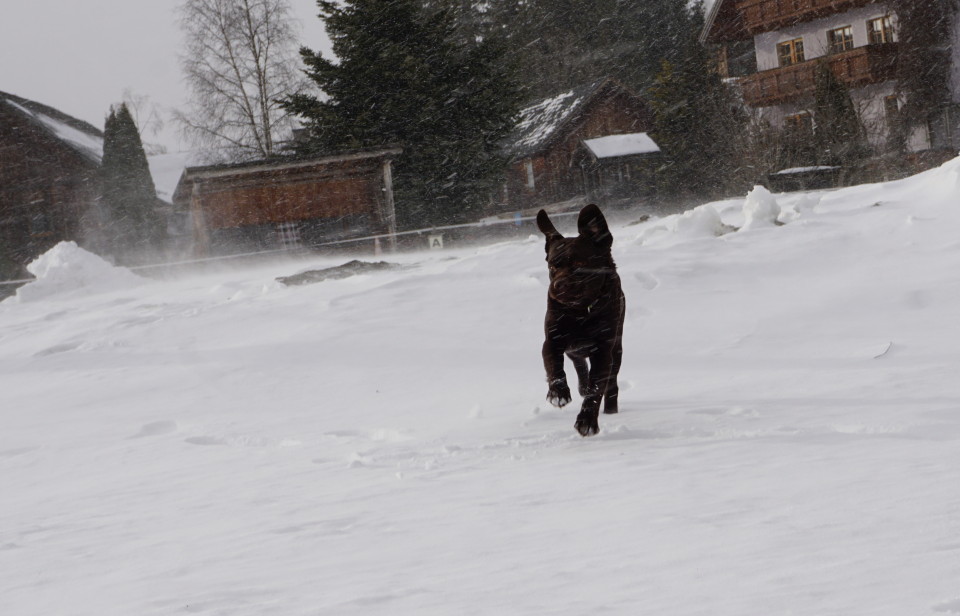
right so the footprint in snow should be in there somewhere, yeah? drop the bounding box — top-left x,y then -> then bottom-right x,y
632,271 -> 659,290
33,341 -> 83,357
129,420 -> 179,439
184,436 -> 228,446
0,446 -> 40,458
689,406 -> 759,418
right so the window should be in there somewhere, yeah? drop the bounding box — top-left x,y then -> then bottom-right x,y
524,159 -> 535,189
29,212 -> 52,236
827,26 -> 854,54
276,222 -> 301,249
884,95 -> 900,128
785,113 -> 813,135
777,38 -> 805,67
868,16 -> 896,44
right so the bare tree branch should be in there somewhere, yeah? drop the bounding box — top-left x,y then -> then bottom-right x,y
176,0 -> 307,162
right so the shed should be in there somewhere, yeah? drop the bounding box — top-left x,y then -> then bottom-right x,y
173,148 -> 402,256
500,78 -> 654,211
576,132 -> 661,202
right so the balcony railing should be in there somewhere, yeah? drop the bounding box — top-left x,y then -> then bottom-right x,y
737,0 -> 877,34
740,43 -> 899,107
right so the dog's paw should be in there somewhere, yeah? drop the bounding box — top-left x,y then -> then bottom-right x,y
547,380 -> 572,408
574,412 -> 600,437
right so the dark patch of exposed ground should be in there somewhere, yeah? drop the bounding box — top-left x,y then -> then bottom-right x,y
277,260 -> 408,286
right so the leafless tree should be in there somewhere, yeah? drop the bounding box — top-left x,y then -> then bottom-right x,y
122,88 -> 168,155
175,0 -> 306,161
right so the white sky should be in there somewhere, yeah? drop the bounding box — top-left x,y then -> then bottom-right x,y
0,0 -> 332,153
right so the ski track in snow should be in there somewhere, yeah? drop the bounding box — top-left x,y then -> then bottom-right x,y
4,160 -> 960,614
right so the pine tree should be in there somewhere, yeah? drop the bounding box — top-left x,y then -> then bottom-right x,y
890,0 -> 957,152
484,0 -> 696,100
0,234 -> 19,281
282,0 -> 523,228
813,63 -> 870,166
100,103 -> 166,262
649,4 -> 749,200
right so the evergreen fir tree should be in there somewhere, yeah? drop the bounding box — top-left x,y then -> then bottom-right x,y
100,103 -> 165,262
649,4 -> 749,200
813,63 -> 870,166
484,0 -> 695,100
0,234 -> 19,281
282,0 -> 523,228
890,0 -> 957,152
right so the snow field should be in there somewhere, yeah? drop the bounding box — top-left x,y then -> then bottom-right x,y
3,158 -> 960,614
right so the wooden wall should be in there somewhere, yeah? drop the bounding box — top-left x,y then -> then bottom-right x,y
0,104 -> 99,275
182,154 -> 396,255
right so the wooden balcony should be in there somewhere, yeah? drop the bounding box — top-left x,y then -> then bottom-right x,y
737,0 -> 877,34
739,43 -> 898,107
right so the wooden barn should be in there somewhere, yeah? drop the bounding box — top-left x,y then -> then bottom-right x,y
500,78 -> 658,211
0,91 -> 104,278
173,148 -> 402,256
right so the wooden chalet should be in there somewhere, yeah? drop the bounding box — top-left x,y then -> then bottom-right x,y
701,0 -> 960,157
0,91 -> 104,278
500,78 -> 657,211
173,148 -> 402,256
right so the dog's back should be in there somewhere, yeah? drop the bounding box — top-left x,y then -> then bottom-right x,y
537,204 -> 625,436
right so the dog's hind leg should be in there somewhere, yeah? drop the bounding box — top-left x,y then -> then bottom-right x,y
571,355 -> 591,397
604,295 -> 626,415
603,339 -> 622,414
576,321 -> 625,435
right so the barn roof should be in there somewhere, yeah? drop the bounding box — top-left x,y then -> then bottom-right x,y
0,90 -> 104,164
583,133 -> 660,159
505,78 -> 637,160
172,146 -> 403,204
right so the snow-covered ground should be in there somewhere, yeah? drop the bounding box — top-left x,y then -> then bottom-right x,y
3,159 -> 960,615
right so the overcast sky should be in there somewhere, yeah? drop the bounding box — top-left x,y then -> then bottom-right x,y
3,1 -> 719,155
0,0 -> 332,153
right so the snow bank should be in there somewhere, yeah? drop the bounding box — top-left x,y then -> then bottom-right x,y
923,153 -> 960,200
638,203 -> 729,245
741,185 -> 781,231
778,193 -> 821,224
8,242 -> 142,303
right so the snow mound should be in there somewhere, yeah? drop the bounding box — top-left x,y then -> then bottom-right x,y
9,242 -> 142,303
741,185 -> 781,230
925,154 -> 960,199
778,193 -> 820,224
638,204 -> 729,245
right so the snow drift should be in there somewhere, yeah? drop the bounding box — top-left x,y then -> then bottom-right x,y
7,241 -> 141,303
740,184 -> 781,230
3,157 -> 960,615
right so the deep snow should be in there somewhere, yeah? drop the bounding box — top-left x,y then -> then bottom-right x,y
3,158 -> 960,615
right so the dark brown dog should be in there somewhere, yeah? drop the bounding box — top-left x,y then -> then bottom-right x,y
537,204 -> 625,437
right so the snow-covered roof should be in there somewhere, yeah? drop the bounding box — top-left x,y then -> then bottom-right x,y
700,0 -> 748,44
0,91 -> 103,164
1,91 -> 191,204
505,79 -> 612,160
772,165 -> 841,175
583,133 -> 660,159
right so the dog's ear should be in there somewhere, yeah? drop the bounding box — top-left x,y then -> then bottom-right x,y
536,209 -> 562,242
577,204 -> 612,249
